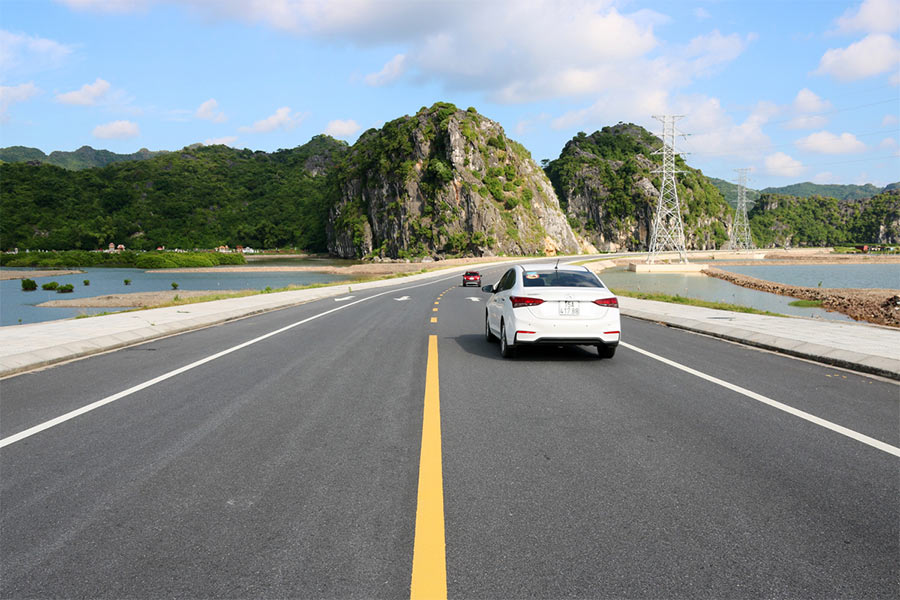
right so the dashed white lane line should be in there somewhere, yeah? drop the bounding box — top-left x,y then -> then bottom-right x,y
621,341 -> 900,458
0,274 -> 461,449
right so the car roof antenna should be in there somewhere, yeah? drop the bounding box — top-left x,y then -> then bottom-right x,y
554,258 -> 560,270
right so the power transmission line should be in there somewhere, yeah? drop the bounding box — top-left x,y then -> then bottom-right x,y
647,115 -> 688,264
730,168 -> 754,250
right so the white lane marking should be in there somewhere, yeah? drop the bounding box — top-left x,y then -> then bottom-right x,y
465,297 -> 481,302
621,342 -> 900,458
334,296 -> 355,302
0,274 -> 462,449
395,296 -> 411,301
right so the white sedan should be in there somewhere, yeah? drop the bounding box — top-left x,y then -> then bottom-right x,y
482,263 -> 621,359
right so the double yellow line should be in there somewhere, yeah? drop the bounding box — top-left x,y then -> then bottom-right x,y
410,329 -> 447,598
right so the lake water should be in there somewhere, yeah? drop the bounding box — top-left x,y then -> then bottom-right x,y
718,263 -> 899,290
598,266 -> 859,322
1,266 -> 351,326
3,261 -> 897,327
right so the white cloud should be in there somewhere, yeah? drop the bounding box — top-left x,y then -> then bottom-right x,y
364,54 -> 407,86
879,137 -> 898,150
815,33 -> 900,81
834,0 -> 900,34
92,119 -> 140,139
812,171 -> 838,183
883,114 -> 899,127
239,106 -> 306,133
0,81 -> 40,119
55,77 -> 110,105
0,30 -> 73,72
795,130 -> 867,154
324,119 -> 360,138
204,136 -> 238,146
792,88 -> 832,113
694,7 -> 711,20
764,152 -> 804,177
195,98 -> 226,122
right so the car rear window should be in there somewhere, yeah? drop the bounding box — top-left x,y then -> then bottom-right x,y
464,272 -> 479,276
521,270 -> 604,288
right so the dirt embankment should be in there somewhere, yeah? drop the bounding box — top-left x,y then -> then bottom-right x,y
38,290 -> 246,308
703,267 -> 900,327
0,269 -> 84,280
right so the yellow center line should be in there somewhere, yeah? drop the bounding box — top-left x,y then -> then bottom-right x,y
430,317 -> 438,323
410,335 -> 447,599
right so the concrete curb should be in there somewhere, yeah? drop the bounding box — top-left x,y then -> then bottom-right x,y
621,308 -> 900,381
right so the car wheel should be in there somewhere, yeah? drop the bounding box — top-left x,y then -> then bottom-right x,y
485,313 -> 496,342
597,344 -> 616,359
500,321 -> 515,358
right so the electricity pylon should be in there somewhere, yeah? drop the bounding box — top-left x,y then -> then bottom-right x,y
731,168 -> 755,250
647,115 -> 688,263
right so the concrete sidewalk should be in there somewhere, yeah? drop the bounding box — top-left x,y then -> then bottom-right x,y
1,269 -> 898,380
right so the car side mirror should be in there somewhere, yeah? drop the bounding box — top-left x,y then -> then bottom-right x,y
481,284 -> 495,294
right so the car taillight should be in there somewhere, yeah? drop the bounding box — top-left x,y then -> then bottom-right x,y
593,297 -> 619,308
510,296 -> 544,308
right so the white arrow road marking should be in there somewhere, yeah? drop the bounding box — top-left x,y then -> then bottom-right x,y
334,296 -> 355,302
466,297 -> 482,302
395,296 -> 411,301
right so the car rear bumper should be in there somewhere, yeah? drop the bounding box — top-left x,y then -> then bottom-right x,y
511,317 -> 620,346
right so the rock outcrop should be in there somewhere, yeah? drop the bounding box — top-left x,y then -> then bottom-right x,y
545,124 -> 731,252
326,103 -> 586,259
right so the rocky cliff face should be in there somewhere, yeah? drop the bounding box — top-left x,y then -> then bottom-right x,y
326,103 -> 586,259
545,124 -> 731,252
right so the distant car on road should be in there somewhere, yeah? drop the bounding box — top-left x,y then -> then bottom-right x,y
482,263 -> 620,359
462,271 -> 482,287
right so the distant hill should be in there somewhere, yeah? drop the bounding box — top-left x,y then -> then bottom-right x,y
0,145 -> 166,170
760,182 -> 891,201
709,178 -> 899,208
749,191 -> 900,247
0,135 -> 349,251
708,177 -> 761,209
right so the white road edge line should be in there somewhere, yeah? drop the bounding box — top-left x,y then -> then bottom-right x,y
0,273 -> 462,449
621,342 -> 900,458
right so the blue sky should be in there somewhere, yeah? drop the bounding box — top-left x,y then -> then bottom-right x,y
1,0 -> 898,189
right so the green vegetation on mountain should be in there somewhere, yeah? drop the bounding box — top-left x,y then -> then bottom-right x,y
748,191 -> 900,247
326,102 -> 579,258
0,145 -> 166,170
545,124 -> 731,251
3,106 -> 897,259
760,182 -> 889,201
708,177 -> 761,209
0,135 -> 348,251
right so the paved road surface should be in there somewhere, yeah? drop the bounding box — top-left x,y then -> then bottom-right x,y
2,264 -> 897,598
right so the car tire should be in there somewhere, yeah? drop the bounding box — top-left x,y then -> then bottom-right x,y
485,313 -> 496,342
500,321 -> 515,358
597,344 -> 616,359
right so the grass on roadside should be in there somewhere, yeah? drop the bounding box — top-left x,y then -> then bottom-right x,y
788,299 -> 824,308
611,288 -> 789,317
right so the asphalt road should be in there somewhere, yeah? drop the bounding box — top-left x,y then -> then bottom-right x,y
1,264 -> 898,599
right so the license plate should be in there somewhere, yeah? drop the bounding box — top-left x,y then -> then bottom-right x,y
559,301 -> 579,316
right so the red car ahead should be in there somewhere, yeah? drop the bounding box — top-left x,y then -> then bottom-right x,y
462,271 -> 482,287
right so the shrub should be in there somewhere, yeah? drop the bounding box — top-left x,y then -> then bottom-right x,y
124,279 -> 131,285
42,281 -> 59,290
21,278 -> 37,291
83,279 -> 90,286
57,284 -> 74,293
171,282 -> 179,290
